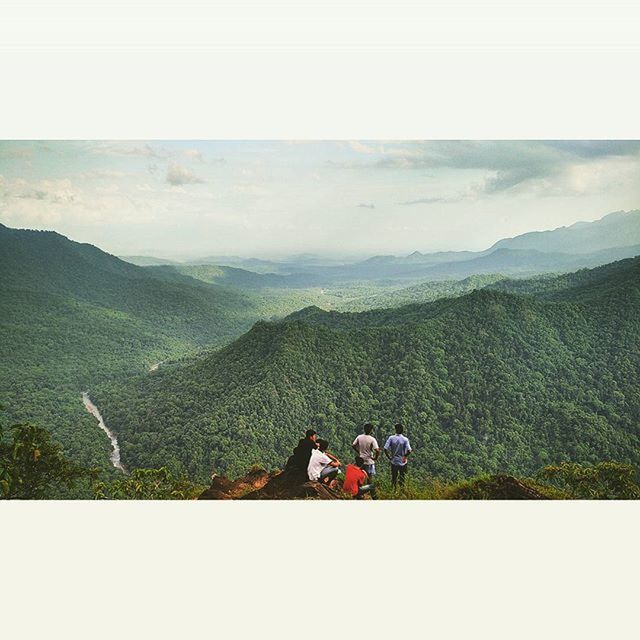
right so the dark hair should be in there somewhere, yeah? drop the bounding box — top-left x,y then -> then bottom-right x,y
364,423 -> 374,435
355,456 -> 365,467
395,423 -> 403,434
317,439 -> 329,451
305,429 -> 317,438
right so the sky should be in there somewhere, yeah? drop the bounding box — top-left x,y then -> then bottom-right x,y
1,140 -> 639,260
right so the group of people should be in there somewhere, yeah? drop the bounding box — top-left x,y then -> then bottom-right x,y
284,423 -> 413,499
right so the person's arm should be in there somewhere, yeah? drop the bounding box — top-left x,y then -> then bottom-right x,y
326,452 -> 341,467
402,442 -> 412,464
352,440 -> 360,454
373,447 -> 382,461
383,438 -> 392,460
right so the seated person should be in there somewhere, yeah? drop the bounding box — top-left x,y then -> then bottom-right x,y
343,456 -> 378,500
307,439 -> 341,486
285,429 -> 318,476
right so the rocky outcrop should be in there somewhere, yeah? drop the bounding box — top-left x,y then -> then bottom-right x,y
198,467 -> 277,500
198,468 -> 344,500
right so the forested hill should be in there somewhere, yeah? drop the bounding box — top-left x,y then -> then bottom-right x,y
488,254 -> 640,303
94,256 -> 640,482
0,223 -> 258,344
0,224 -> 300,477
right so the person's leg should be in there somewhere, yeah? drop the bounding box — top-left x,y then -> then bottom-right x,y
391,464 -> 399,487
319,466 -> 340,484
358,484 -> 378,500
398,465 -> 407,487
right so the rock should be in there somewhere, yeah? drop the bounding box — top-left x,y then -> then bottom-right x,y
198,467 -> 275,500
198,468 -> 344,500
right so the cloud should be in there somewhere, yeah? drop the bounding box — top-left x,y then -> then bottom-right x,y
87,142 -> 167,159
183,149 -> 204,162
4,178 -> 79,205
348,141 -> 381,155
337,140 -> 640,195
357,203 -> 375,209
398,196 -> 445,206
166,163 -> 204,186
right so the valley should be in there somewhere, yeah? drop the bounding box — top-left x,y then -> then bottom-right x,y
1,209 -> 640,496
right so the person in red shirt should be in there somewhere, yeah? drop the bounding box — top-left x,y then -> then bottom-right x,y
343,456 -> 377,500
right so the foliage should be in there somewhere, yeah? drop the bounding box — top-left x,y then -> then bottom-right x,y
95,256 -> 640,483
0,224 -> 349,492
538,461 -> 640,499
334,274 -> 506,311
0,421 -> 95,499
93,467 -> 204,500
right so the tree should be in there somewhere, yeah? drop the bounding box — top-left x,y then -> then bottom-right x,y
93,467 -> 202,500
0,422 -> 94,499
538,461 -> 640,499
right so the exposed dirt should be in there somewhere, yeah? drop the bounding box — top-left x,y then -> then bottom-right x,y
198,468 -> 277,500
199,468 -> 344,500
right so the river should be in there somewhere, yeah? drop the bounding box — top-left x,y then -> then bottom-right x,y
82,392 -> 127,474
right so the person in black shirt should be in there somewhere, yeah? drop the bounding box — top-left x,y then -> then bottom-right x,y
285,429 -> 318,477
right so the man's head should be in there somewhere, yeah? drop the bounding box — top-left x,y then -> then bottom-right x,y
364,423 -> 374,435
305,429 -> 317,441
395,423 -> 404,434
355,455 -> 365,468
317,439 -> 329,452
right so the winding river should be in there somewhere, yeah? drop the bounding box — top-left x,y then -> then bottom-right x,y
82,392 -> 127,474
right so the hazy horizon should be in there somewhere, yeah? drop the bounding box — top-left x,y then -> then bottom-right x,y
1,140 -> 639,260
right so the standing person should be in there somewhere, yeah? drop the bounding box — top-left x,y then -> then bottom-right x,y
352,423 -> 381,478
307,439 -> 341,486
343,456 -> 377,500
384,423 -> 412,488
285,429 -> 318,476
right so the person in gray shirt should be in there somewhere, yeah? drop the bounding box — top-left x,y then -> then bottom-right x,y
352,422 -> 381,478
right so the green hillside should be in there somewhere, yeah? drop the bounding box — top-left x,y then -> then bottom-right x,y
334,274 -> 506,311
93,256 -> 640,482
0,224 -> 310,479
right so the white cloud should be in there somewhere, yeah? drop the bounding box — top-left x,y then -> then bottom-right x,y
183,149 -> 203,162
166,163 -> 204,186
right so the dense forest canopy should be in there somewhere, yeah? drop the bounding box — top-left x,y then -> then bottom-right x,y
2,215 -> 640,496
0,225 -> 338,483
94,256 -> 640,482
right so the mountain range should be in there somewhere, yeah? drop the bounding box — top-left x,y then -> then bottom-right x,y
93,255 -> 640,481
2,208 -> 640,491
122,209 -> 640,285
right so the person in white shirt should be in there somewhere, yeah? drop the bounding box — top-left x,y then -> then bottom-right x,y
352,423 -> 381,478
307,439 -> 341,486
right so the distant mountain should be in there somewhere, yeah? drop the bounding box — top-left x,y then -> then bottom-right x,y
168,264 -> 322,289
95,255 -> 640,482
0,224 -> 254,342
294,210 -> 640,284
335,274 -> 507,312
489,209 -> 640,254
410,244 -> 640,280
128,209 -> 640,288
120,255 -> 180,266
